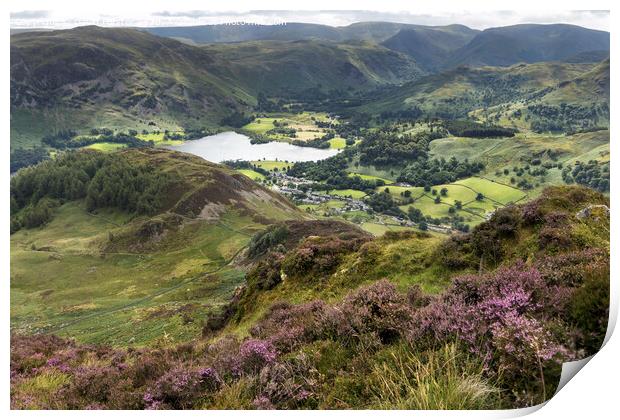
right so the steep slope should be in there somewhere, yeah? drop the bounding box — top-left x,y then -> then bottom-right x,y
445,24 -> 609,68
10,148 -> 306,345
536,59 -> 610,105
562,50 -> 610,63
201,40 -> 423,94
10,26 -> 255,127
10,185 -> 609,409
381,26 -> 476,71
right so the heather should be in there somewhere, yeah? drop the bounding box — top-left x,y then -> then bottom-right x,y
11,186 -> 610,409
11,254 -> 608,409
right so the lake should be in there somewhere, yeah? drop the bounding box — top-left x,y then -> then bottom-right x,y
166,131 -> 340,163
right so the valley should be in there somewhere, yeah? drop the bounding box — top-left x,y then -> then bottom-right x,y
9,17 -> 611,410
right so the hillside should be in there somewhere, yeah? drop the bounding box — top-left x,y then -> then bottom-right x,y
10,148 -> 305,344
535,59 -> 610,105
10,26 -> 256,146
363,60 -> 601,120
11,185 -> 610,409
11,26 -> 424,147
200,40 -> 423,94
468,59 -> 610,132
445,24 -> 609,68
8,17 -> 611,412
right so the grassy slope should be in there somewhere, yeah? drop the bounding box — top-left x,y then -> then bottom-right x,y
363,61 -> 601,119
10,149 -> 305,346
227,230 -> 447,336
228,184 -> 609,340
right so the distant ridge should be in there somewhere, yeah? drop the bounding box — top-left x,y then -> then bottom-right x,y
444,24 -> 609,68
142,21 -> 480,45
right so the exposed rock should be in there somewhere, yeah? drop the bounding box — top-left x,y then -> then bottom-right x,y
576,204 -> 610,220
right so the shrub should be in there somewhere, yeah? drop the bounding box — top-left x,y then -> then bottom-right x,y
251,301 -> 332,352
144,367 -> 216,409
415,264 -> 568,389
254,354 -> 319,409
281,236 -> 368,281
568,261 -> 610,354
340,280 -> 413,344
246,254 -> 284,291
248,225 -> 289,258
236,340 -> 277,375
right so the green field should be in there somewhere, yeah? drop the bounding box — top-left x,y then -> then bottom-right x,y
453,177 -> 527,205
330,189 -> 367,199
346,163 -> 398,183
379,185 -> 425,199
136,131 -> 185,146
348,172 -> 393,184
328,137 -> 347,149
379,176 -> 527,222
251,160 -> 293,172
242,112 -> 334,143
359,222 -> 417,236
237,169 -> 266,181
83,142 -> 127,152
430,130 -> 609,197
242,118 -> 278,134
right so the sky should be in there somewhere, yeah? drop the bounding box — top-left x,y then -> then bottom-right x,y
9,8 -> 610,32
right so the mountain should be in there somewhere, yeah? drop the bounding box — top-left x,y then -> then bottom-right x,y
144,22 -> 608,71
380,26 -> 477,71
445,24 -> 609,68
143,21 -> 479,45
10,26 -> 255,132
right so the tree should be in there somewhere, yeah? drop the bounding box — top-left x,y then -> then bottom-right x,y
455,200 -> 463,210
408,207 -> 423,223
440,187 -> 448,196
476,193 -> 484,201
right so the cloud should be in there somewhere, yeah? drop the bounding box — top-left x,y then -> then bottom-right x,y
152,10 -> 256,18
10,10 -> 50,19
